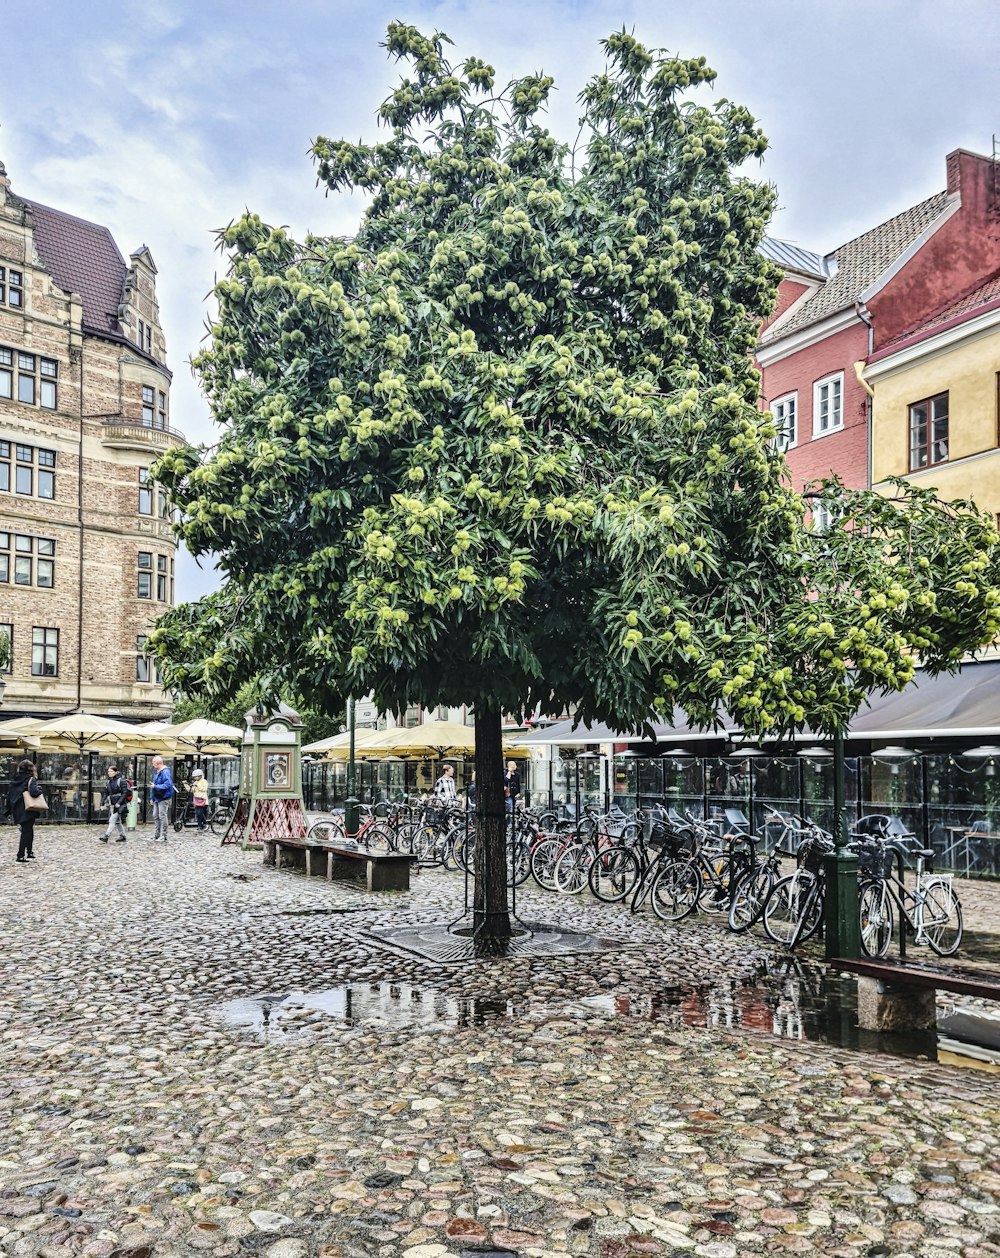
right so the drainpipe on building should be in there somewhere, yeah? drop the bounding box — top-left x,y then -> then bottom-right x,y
854,302 -> 875,490
76,345 -> 85,712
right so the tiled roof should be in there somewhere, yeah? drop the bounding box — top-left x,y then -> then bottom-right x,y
759,237 -> 831,280
25,198 -> 127,338
759,190 -> 951,346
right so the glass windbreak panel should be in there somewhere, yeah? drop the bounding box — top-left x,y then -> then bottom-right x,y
551,755 -> 574,818
577,756 -> 603,811
862,754 -> 923,842
636,756 -> 663,806
924,752 -> 1000,877
611,756 -> 637,812
751,756 -> 802,845
662,754 -> 704,820
706,756 -> 752,835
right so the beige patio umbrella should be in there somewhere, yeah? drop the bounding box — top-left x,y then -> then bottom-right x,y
15,711 -> 154,754
151,718 -> 243,755
0,716 -> 42,745
306,727 -> 399,759
360,720 -> 529,759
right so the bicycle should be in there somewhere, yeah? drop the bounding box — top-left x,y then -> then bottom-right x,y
857,836 -> 963,957
727,813 -> 829,933
761,827 -> 835,948
553,806 -> 642,894
308,804 -> 396,852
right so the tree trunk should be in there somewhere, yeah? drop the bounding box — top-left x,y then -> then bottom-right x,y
473,706 -> 511,941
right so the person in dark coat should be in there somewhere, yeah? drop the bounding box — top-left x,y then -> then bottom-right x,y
6,759 -> 44,863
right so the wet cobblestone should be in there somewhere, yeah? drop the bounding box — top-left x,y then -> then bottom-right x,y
0,825 -> 997,1257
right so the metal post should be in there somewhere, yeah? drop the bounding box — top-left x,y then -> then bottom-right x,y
345,697 -> 359,838
824,728 -> 860,959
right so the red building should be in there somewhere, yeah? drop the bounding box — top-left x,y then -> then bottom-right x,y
757,149 -> 1000,503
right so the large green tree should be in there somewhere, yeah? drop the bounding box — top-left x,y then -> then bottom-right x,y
151,26 -> 1000,938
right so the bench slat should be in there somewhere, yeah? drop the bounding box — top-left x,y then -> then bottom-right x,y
831,957 -> 1000,1000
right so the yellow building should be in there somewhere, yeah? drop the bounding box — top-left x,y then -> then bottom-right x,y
867,275 -> 1000,513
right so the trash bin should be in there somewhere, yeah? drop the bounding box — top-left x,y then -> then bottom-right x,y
127,799 -> 139,832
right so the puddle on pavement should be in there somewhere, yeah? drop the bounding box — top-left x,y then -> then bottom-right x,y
218,958 -> 1000,1072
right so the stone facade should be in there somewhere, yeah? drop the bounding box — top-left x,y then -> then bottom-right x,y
0,160 -> 180,719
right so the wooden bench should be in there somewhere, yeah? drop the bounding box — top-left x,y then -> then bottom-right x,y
830,957 -> 1000,1032
830,957 -> 1000,1001
262,837 -> 411,891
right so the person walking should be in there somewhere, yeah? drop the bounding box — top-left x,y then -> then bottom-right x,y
6,759 -> 44,863
466,770 -> 477,813
99,764 -> 129,843
192,768 -> 210,831
148,755 -> 174,842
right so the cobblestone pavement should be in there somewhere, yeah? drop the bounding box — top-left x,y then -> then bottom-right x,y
1,825 -> 998,1258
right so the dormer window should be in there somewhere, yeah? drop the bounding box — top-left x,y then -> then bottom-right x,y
138,318 -> 152,355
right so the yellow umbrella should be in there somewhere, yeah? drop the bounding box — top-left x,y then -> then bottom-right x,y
310,727 -> 400,760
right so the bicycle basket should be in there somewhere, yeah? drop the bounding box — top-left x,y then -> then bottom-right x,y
648,822 -> 689,856
858,842 -> 893,880
800,836 -> 832,875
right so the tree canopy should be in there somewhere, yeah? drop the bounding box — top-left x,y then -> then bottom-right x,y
150,24 -> 1000,741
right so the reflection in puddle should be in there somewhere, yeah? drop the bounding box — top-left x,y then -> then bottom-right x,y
219,981 -> 513,1035
218,959 -> 1000,1073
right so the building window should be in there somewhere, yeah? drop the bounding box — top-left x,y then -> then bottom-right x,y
0,533 -> 55,587
138,319 -> 152,355
137,551 -> 152,599
909,392 -> 949,470
810,502 -> 833,534
138,468 -> 153,515
770,393 -> 797,452
0,623 -> 10,672
404,705 -> 421,728
0,348 -> 57,409
0,439 -> 56,499
813,372 -> 843,437
136,634 -> 152,682
31,627 -> 58,677
141,384 -> 165,428
0,268 -> 23,308
157,554 -> 167,602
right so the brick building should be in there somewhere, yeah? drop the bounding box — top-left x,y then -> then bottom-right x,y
756,149 -> 1000,515
0,159 -> 181,719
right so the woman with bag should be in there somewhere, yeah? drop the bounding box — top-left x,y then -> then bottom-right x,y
6,759 -> 46,863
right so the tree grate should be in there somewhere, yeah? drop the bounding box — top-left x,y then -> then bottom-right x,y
366,919 -> 619,964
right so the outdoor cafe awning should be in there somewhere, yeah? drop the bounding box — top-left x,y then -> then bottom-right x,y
849,659 -> 1000,740
510,709 -> 737,747
512,659 -> 1000,748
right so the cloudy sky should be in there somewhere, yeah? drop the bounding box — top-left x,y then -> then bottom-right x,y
2,0 -> 998,598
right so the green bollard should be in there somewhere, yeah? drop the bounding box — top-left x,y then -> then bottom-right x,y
823,728 -> 860,960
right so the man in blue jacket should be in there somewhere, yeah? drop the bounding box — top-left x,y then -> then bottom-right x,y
148,755 -> 174,843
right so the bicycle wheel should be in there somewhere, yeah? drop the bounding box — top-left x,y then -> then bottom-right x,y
529,837 -> 563,891
859,880 -> 893,958
307,818 -> 345,844
588,846 -> 640,903
763,872 -> 822,948
650,859 -> 700,922
411,826 -> 441,865
554,844 -> 593,895
363,822 -> 396,853
922,880 -> 964,956
728,865 -> 775,933
617,823 -> 642,848
210,806 -> 232,836
394,823 -> 419,855
508,838 -> 531,886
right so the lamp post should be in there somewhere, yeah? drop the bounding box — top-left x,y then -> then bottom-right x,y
345,696 -> 359,838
